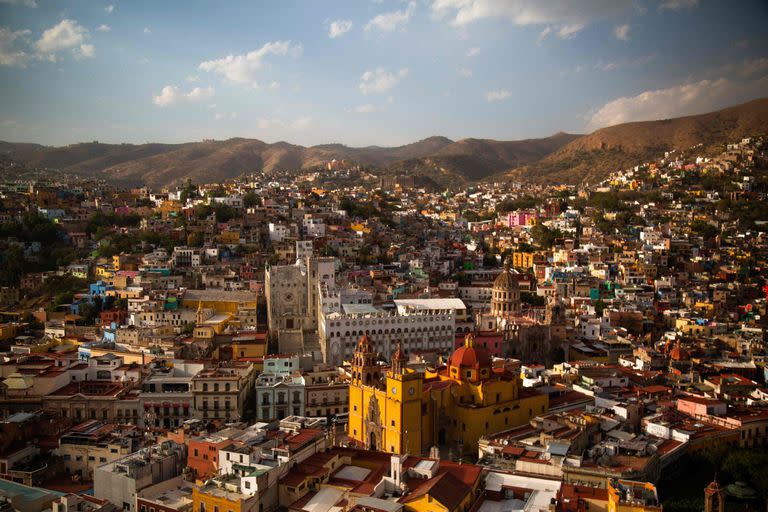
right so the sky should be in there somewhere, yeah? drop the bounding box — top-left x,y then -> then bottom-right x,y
0,0 -> 767,147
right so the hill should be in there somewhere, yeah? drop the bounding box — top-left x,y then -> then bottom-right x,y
504,97 -> 768,185
0,132 -> 576,187
1,97 -> 766,187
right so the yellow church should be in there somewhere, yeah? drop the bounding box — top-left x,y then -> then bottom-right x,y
348,333 -> 548,456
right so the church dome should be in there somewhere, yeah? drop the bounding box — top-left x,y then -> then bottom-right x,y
450,334 -> 492,369
493,258 -> 518,291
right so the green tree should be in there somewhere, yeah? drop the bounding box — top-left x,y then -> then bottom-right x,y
243,192 -> 261,208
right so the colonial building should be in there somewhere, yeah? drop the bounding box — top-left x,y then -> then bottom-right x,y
348,333 -> 548,456
191,362 -> 255,422
477,258 -> 569,365
265,254 -> 337,355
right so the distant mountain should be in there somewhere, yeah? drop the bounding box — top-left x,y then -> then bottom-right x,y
396,132 -> 583,182
1,97 -> 766,187
504,97 -> 768,185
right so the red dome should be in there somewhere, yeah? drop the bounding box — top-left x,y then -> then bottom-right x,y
450,335 -> 492,369
670,344 -> 690,361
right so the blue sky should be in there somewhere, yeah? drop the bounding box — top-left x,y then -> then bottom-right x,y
1,0 -> 767,147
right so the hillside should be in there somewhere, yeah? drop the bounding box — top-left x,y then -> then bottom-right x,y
1,97 -> 766,187
505,97 -> 768,185
0,133 -> 576,187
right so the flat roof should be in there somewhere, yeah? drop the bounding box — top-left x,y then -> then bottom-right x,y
301,487 -> 344,512
394,298 -> 466,310
334,465 -> 371,482
342,304 -> 381,315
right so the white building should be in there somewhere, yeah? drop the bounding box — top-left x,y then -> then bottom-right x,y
302,217 -> 326,238
254,355 -> 305,421
318,297 -> 463,365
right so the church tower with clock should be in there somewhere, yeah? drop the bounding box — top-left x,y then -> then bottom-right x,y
348,338 -> 423,455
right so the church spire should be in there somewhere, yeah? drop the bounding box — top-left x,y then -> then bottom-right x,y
392,342 -> 405,375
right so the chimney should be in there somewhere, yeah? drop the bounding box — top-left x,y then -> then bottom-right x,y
391,454 -> 407,488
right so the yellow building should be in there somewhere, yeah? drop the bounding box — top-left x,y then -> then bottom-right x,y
193,302 -> 233,340
607,479 -> 662,512
183,289 -> 257,315
510,252 -> 535,269
348,334 -> 548,456
192,480 -> 258,512
219,230 -> 241,245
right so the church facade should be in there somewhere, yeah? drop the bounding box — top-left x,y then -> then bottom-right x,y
348,333 -> 548,456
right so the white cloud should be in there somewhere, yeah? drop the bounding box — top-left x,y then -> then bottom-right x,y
198,40 -> 302,87
714,57 -> 768,80
35,19 -> 94,61
186,86 -> 215,101
613,23 -> 630,41
658,0 -> 698,11
359,67 -> 408,94
486,89 -> 511,101
152,85 -> 215,107
329,19 -> 353,38
96,24 -> 111,32
138,57 -> 150,64
76,43 -> 95,59
354,103 -> 379,113
152,86 -> 179,107
143,27 -> 151,34
457,67 -> 473,77
587,74 -> 768,129
257,116 -> 311,130
105,4 -> 114,13
466,46 -> 480,57
536,26 -> 551,44
365,1 -> 416,32
0,0 -> 37,7
595,61 -> 617,71
269,81 -> 280,89
556,23 -> 585,39
432,0 -> 634,40
0,28 -> 32,67
186,75 -> 199,82
215,112 -> 238,121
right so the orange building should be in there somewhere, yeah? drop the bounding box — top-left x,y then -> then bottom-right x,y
187,435 -> 233,479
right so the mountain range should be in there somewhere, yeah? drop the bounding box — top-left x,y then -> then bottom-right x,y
1,97 -> 767,188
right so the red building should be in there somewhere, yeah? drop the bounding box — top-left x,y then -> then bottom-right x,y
99,308 -> 128,327
187,436 -> 233,479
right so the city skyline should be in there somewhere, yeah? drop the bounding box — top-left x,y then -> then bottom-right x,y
1,0 -> 767,147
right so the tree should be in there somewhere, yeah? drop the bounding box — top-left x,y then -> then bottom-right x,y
690,220 -> 719,241
187,232 -> 205,247
0,245 -> 25,286
243,192 -> 261,208
530,224 -> 561,249
496,196 -> 538,213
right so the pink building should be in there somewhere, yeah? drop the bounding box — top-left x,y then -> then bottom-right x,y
454,331 -> 504,358
506,210 -> 538,228
677,395 -> 727,417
